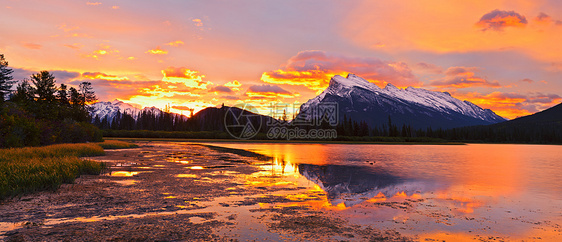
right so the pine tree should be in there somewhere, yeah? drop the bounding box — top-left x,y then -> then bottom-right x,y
31,71 -> 57,103
0,54 -> 15,103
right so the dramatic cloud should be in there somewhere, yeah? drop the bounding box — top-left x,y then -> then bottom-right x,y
431,67 -> 500,88
520,78 -> 534,83
145,46 -> 168,55
161,67 -> 210,89
476,9 -> 527,31
171,106 -> 194,111
246,84 -> 296,99
456,91 -> 562,119
261,50 -> 420,92
224,80 -> 241,87
209,86 -> 232,93
82,72 -> 129,81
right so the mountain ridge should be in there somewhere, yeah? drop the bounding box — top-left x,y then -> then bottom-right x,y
297,74 -> 506,129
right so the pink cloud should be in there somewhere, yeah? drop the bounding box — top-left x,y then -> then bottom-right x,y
431,66 -> 501,88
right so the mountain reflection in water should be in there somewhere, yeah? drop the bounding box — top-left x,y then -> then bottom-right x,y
298,164 -> 439,207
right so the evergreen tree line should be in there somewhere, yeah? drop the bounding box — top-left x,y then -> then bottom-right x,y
0,54 -> 102,147
332,114 -> 561,143
93,108 -> 190,131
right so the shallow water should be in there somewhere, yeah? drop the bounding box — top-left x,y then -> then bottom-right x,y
200,142 -> 562,241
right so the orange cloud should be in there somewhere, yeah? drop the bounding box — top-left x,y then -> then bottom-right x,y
86,2 -> 102,6
82,72 -> 129,81
224,80 -> 241,87
245,84 -> 298,99
431,67 -> 500,88
455,91 -> 561,119
165,40 -> 184,47
261,50 -> 420,92
475,9 -> 527,31
192,19 -> 203,27
145,46 -> 168,55
161,67 -> 209,89
112,6 -> 120,10
171,106 -> 194,111
22,43 -> 42,50
83,44 -> 119,60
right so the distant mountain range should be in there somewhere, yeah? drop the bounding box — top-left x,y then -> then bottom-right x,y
91,100 -> 168,121
296,74 -> 506,129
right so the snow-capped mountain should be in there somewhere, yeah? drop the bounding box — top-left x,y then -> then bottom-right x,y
90,99 -> 163,121
297,74 -> 506,129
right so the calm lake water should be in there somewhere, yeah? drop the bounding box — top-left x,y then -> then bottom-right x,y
200,142 -> 562,241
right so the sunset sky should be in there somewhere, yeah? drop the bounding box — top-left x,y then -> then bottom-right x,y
2,0 -> 562,119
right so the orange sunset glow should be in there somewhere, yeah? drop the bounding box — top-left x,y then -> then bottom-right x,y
2,1 -> 561,119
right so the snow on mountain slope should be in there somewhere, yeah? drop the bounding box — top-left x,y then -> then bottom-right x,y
90,99 -> 162,121
298,74 -> 506,129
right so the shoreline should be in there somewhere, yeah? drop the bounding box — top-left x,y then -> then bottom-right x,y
103,137 -> 465,145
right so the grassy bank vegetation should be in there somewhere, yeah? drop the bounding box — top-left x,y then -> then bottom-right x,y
0,143 -> 106,199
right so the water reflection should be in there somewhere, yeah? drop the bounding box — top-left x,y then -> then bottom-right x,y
298,164 -> 437,207
200,142 -> 562,240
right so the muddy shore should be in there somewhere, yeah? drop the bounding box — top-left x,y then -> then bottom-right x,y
0,141 -> 411,241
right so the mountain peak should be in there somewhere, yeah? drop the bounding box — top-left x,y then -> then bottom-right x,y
329,73 -> 381,93
298,73 -> 506,129
384,83 -> 400,92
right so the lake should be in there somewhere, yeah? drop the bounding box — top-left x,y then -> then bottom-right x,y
1,142 -> 560,241
200,142 -> 562,241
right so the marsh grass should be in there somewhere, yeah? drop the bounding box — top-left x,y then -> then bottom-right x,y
97,140 -> 139,149
0,143 -> 106,199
